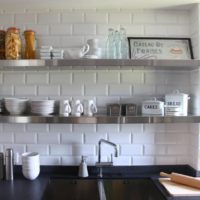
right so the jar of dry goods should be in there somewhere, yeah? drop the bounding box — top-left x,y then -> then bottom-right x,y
24,30 -> 36,59
5,27 -> 21,60
0,30 -> 6,59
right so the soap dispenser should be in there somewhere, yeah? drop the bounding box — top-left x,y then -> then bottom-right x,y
78,156 -> 88,178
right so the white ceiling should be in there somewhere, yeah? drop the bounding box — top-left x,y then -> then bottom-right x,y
0,0 -> 200,9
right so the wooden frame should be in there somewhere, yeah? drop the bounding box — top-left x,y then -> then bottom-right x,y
128,37 -> 193,60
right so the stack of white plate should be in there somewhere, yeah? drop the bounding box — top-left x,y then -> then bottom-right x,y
4,98 -> 29,115
30,100 -> 55,115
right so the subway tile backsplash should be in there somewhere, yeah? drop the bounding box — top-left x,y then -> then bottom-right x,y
0,6 -> 199,169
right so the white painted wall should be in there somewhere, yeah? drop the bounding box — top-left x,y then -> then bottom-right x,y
0,6 -> 199,168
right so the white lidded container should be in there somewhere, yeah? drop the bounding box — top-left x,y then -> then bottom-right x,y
164,106 -> 181,116
165,90 -> 190,116
142,98 -> 164,116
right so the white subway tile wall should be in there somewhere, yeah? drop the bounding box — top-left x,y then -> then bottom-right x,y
0,7 -> 198,168
189,5 -> 200,170
15,13 -> 36,24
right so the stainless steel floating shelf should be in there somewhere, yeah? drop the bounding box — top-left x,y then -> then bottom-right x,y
0,115 -> 200,124
0,59 -> 199,70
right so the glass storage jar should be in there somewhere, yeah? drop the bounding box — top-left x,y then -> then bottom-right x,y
24,30 -> 36,59
5,27 -> 21,60
0,30 -> 6,59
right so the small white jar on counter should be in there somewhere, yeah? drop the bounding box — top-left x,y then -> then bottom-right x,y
142,98 -> 164,116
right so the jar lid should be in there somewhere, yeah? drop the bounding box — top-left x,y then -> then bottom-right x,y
143,97 -> 164,104
7,27 -> 20,33
165,90 -> 189,97
7,27 -> 19,30
24,30 -> 35,34
5,148 -> 13,157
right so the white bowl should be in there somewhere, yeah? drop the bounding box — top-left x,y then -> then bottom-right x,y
4,97 -> 28,102
22,169 -> 40,180
22,165 -> 40,171
5,104 -> 27,115
22,152 -> 39,160
22,152 -> 39,158
22,167 -> 40,173
22,166 -> 40,170
5,98 -> 29,115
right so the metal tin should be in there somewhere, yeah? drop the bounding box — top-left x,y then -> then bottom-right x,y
164,106 -> 181,116
142,98 -> 164,116
107,104 -> 121,116
165,90 -> 190,116
122,104 -> 137,116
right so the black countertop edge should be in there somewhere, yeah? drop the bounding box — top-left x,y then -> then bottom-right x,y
14,164 -> 199,178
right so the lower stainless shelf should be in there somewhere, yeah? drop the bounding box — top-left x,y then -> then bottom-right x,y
0,115 -> 199,124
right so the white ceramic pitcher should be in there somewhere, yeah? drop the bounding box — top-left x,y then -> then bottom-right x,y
60,100 -> 72,116
72,100 -> 84,117
65,44 -> 90,59
84,100 -> 97,116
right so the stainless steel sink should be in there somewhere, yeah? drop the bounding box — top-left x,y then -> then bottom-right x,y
42,179 -> 100,200
102,179 -> 165,200
42,178 -> 165,200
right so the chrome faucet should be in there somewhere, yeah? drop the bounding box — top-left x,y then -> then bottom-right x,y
96,139 -> 118,177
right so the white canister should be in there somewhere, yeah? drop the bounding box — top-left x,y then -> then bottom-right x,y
164,106 -> 181,116
165,90 -> 190,116
142,98 -> 164,116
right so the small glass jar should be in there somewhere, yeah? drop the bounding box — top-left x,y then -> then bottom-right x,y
24,30 -> 36,59
5,27 -> 22,60
0,30 -> 6,59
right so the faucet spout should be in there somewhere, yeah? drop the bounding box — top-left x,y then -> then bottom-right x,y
96,139 -> 118,177
98,139 -> 118,163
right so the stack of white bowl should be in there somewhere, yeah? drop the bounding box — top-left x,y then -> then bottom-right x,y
30,100 -> 55,115
4,98 -> 29,115
52,49 -> 64,59
39,46 -> 53,60
22,152 -> 40,180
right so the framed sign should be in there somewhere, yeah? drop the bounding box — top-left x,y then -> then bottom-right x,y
128,37 -> 193,60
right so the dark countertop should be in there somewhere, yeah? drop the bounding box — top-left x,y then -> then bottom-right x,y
0,165 -> 199,200
0,174 -> 48,200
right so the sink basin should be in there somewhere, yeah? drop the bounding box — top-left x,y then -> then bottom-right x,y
103,178 -> 165,200
42,178 -> 165,200
42,179 -> 100,200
